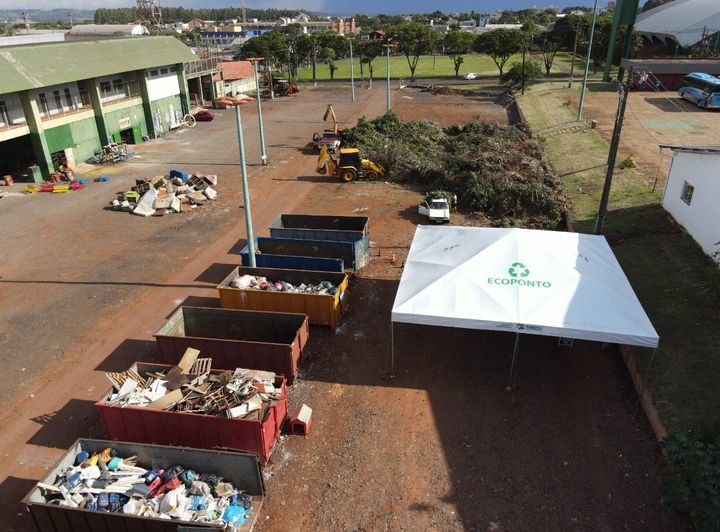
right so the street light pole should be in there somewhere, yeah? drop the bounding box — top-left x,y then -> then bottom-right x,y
250,58 -> 268,165
234,105 -> 256,267
568,23 -> 580,88
577,0 -> 599,122
349,39 -> 356,102
385,44 -> 391,113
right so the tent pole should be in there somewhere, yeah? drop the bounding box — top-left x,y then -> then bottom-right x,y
390,322 -> 395,376
507,332 -> 521,392
641,347 -> 658,391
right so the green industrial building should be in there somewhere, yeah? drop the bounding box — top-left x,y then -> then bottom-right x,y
0,37 -> 217,180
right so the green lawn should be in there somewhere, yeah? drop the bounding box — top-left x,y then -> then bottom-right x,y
297,52 -> 575,82
517,82 -> 720,437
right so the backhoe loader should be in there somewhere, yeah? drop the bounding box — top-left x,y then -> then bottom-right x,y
315,145 -> 385,182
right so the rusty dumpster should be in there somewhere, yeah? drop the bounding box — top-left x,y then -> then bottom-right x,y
96,362 -> 287,464
23,439 -> 264,531
218,266 -> 349,331
155,307 -> 309,384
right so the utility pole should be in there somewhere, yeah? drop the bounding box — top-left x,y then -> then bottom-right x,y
568,23 -> 580,88
249,58 -> 268,165
594,66 -> 633,235
67,10 -> 73,30
349,39 -> 356,102
312,38 -> 317,86
577,0 -> 599,122
521,35 -> 527,95
234,105 -> 257,267
384,44 -> 391,113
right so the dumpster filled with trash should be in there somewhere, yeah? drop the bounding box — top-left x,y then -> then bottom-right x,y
23,438 -> 264,531
96,361 -> 287,464
218,267 -> 348,331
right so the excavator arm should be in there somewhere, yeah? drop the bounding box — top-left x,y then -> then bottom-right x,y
323,104 -> 338,134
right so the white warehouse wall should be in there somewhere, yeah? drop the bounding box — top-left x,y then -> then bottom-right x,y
146,67 -> 180,102
0,92 -> 26,126
662,150 -> 720,258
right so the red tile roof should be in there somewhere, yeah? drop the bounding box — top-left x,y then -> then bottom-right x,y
214,61 -> 256,82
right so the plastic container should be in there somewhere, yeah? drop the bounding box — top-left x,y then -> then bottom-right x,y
95,362 -> 287,464
218,266 -> 349,331
23,438 -> 264,531
155,307 -> 309,384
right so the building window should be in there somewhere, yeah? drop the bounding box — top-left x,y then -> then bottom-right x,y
681,181 -> 694,205
160,68 -> 168,75
170,66 -> 177,72
53,90 -> 63,112
99,81 -> 112,95
0,100 -> 9,126
38,93 -> 50,115
150,69 -> 159,77
63,88 -> 73,109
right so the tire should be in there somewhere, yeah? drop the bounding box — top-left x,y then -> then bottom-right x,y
341,168 -> 357,182
366,170 -> 379,181
183,114 -> 196,128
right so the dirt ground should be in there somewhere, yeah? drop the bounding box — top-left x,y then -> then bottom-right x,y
0,82 -> 686,531
577,87 -> 720,185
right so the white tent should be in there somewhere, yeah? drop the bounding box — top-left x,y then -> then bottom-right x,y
391,226 -> 659,349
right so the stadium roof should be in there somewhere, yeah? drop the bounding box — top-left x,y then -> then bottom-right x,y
636,0 -> 720,48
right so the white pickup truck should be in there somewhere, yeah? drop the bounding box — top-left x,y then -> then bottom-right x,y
418,198 -> 450,223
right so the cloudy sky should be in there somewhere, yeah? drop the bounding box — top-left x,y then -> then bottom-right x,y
8,1 -> 605,16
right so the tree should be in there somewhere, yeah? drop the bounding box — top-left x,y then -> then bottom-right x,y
444,30 -> 476,78
238,32 -> 288,74
501,60 -> 543,86
540,30 -> 562,75
388,23 -> 439,81
320,47 -> 337,80
358,41 -> 381,81
474,29 -> 523,77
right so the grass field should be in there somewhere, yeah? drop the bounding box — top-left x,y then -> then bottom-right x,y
296,52 -> 576,81
517,82 -> 720,437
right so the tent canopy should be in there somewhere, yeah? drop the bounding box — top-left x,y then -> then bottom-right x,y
391,227 -> 659,348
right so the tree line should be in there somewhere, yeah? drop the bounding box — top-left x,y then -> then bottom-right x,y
235,14 -> 640,83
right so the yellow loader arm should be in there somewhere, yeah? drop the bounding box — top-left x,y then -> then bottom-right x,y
362,159 -> 385,176
316,145 -> 337,175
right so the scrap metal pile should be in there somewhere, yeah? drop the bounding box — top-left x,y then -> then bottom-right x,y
110,171 -> 218,217
104,357 -> 281,421
34,449 -> 254,527
229,274 -> 338,295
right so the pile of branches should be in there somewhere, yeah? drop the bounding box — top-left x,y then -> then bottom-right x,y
341,113 -> 568,229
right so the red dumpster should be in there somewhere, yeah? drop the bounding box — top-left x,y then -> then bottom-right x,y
154,307 -> 309,384
95,362 -> 287,464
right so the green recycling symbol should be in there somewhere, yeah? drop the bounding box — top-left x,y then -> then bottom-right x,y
508,262 -> 530,278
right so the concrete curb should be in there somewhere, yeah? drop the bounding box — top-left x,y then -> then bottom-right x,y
619,345 -> 668,441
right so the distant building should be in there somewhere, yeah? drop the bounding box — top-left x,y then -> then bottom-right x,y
367,29 -> 386,41
214,61 -> 257,96
332,18 -> 356,35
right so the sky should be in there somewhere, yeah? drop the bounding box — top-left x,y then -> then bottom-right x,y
4,1 -> 608,16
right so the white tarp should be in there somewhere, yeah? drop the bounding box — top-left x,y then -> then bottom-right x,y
391,226 -> 659,348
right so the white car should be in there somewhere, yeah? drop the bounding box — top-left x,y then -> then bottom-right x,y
463,72 -> 479,80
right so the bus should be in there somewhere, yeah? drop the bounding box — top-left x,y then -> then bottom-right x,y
678,72 -> 720,109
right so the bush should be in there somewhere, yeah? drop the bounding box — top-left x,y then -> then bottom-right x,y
342,112 -> 568,228
618,156 -> 636,169
500,60 -> 544,86
662,430 -> 720,531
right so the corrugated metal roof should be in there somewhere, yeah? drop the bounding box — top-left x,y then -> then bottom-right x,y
0,37 -> 196,95
213,61 -> 256,82
636,0 -> 720,48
